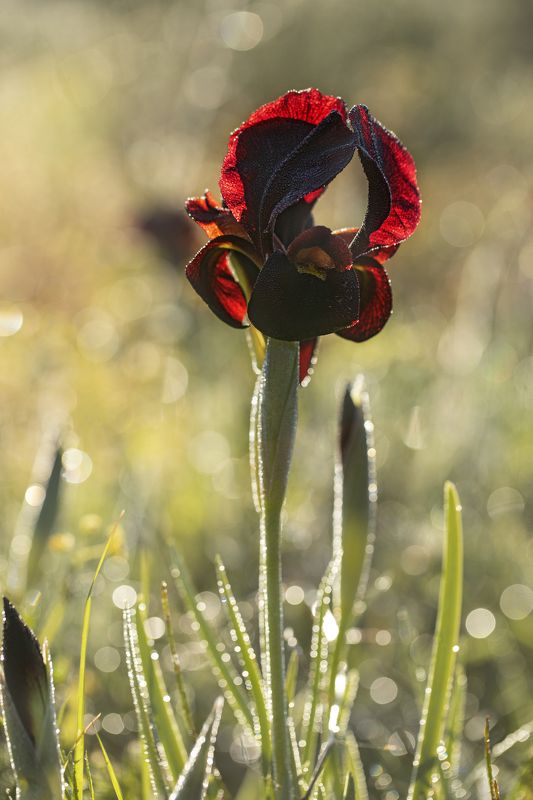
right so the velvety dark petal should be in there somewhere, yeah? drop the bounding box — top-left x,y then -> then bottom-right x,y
336,257 -> 392,342
247,251 -> 359,341
299,338 -> 319,385
348,106 -> 421,259
333,227 -> 398,264
274,197 -> 316,248
220,89 -> 355,256
185,236 -> 259,328
185,191 -> 250,240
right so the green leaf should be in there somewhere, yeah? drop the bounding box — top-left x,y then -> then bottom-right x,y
161,581 -> 196,739
135,598 -> 188,781
26,446 -> 64,589
123,606 -> 171,798
327,378 -> 375,717
95,731 -> 125,800
285,649 -> 299,706
169,697 -> 224,800
445,663 -> 467,776
0,598 -> 63,799
336,378 -> 376,626
170,553 -> 255,734
74,524 -> 118,798
345,731 -> 368,800
301,559 -> 337,772
215,556 -> 271,768
408,482 -> 463,800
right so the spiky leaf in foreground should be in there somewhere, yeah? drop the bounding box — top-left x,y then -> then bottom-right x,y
169,697 -> 223,800
0,598 -> 63,799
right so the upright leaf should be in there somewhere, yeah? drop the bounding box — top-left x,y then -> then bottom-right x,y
169,697 -> 224,800
0,598 -> 63,799
135,600 -> 188,780
123,607 -> 170,798
74,523 -> 120,797
26,446 -> 64,589
336,377 -> 376,628
408,482 -> 463,800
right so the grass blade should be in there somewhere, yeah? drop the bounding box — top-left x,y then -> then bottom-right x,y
215,556 -> 271,766
74,520 -> 120,797
135,598 -> 188,780
161,581 -> 196,738
285,649 -> 299,706
123,606 -> 170,798
484,719 -> 501,800
445,663 -> 467,776
300,559 -> 337,772
95,732 -> 125,800
408,482 -> 463,800
169,697 -> 224,800
26,445 -> 63,589
170,553 -> 255,733
345,731 -> 369,800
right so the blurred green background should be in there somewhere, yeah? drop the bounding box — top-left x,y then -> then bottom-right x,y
1,0 -> 532,796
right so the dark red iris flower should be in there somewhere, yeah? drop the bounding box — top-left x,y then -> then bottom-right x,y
185,88 -> 420,383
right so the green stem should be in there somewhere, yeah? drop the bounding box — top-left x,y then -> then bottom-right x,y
257,338 -> 299,800
264,506 -> 293,797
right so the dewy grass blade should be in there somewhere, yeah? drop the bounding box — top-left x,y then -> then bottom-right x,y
135,598 -> 188,781
85,753 -> 95,800
285,649 -> 299,706
123,606 -> 170,798
215,556 -> 272,767
169,697 -> 224,800
161,581 -> 196,738
408,482 -> 463,800
170,552 -> 255,733
345,731 -> 369,800
95,732 -> 125,800
301,559 -> 337,771
74,517 -> 122,798
445,664 -> 467,776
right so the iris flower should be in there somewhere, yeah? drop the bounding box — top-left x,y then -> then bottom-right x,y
185,88 -> 420,383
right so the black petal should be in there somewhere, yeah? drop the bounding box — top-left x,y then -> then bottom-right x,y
247,251 -> 359,341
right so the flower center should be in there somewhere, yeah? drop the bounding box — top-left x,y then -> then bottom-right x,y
293,246 -> 336,281
287,225 -> 352,281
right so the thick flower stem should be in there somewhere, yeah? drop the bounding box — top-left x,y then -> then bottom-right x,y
256,338 -> 299,800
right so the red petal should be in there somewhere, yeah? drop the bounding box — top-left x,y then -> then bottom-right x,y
186,190 -> 250,240
220,89 -> 355,256
299,338 -> 319,385
337,258 -> 392,342
333,227 -> 398,264
185,236 -> 259,328
348,106 -> 421,258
